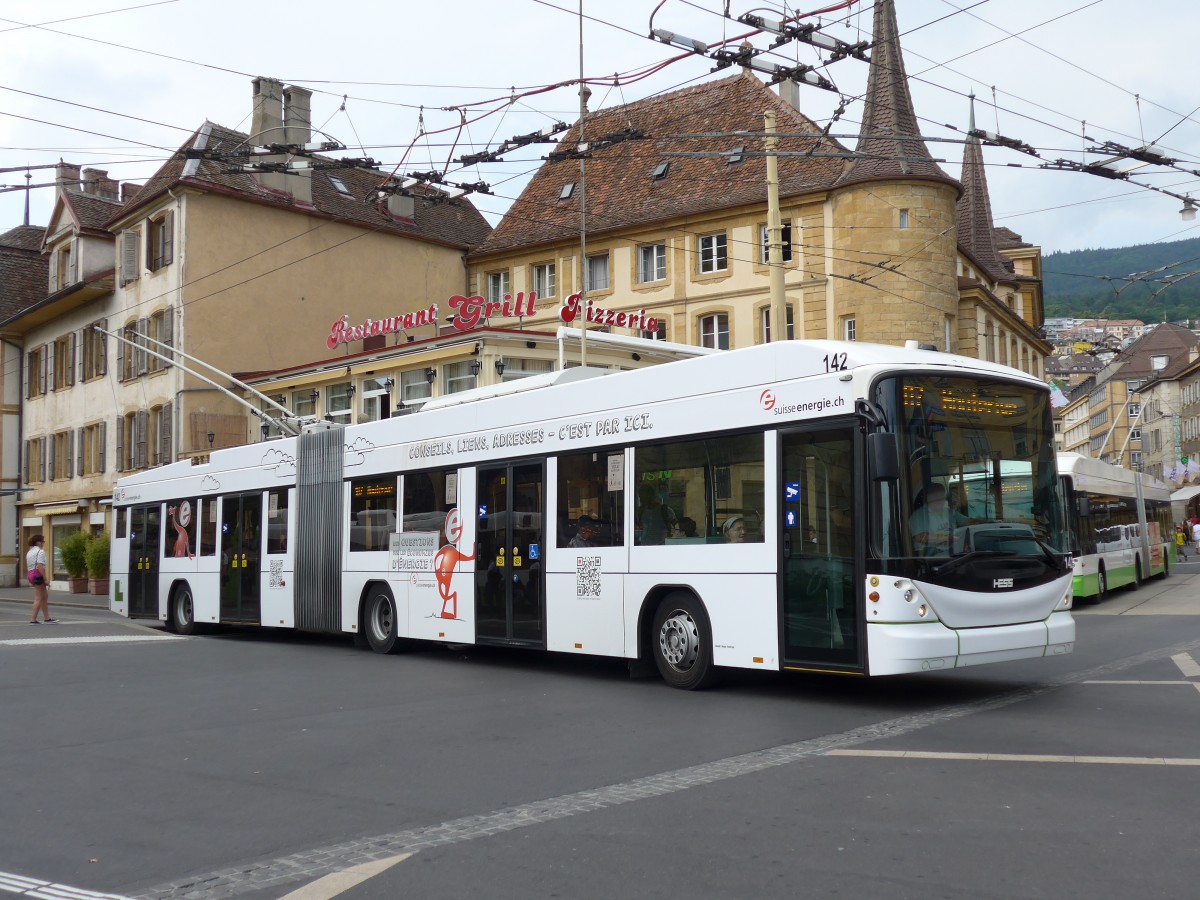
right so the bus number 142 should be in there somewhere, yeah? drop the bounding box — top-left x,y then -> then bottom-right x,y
823,353 -> 848,372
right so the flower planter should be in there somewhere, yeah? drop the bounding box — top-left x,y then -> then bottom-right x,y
89,578 -> 109,596
68,577 -> 90,594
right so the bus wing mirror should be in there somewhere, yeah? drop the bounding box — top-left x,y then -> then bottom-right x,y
868,432 -> 900,482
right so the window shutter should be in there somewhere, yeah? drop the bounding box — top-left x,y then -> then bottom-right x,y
39,345 -> 47,395
25,354 -> 31,400
77,426 -> 84,477
66,430 -> 74,479
40,438 -> 46,481
47,340 -> 56,392
115,417 -> 124,473
160,401 -> 173,465
47,433 -> 54,480
120,231 -> 139,285
68,332 -> 77,386
116,327 -> 124,382
23,440 -> 30,484
49,256 -> 58,294
99,421 -> 107,473
162,210 -> 174,266
135,409 -> 148,469
136,318 -> 148,375
67,240 -> 77,285
162,306 -> 174,368
78,330 -> 85,382
98,319 -> 108,376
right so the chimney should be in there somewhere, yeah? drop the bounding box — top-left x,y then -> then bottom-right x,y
81,167 -> 101,195
387,193 -> 415,220
121,182 -> 140,203
777,79 -> 801,112
56,162 -> 82,191
283,86 -> 312,146
249,77 -> 285,146
81,168 -> 119,200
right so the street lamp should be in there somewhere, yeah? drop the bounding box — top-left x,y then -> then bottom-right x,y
206,431 -> 214,449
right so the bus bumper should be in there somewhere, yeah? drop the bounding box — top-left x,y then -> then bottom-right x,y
867,612 -> 1075,675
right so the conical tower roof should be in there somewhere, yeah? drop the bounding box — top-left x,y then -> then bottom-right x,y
835,0 -> 957,190
956,99 -> 1014,283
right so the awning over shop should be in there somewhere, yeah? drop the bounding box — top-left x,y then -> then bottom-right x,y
1171,486 -> 1200,503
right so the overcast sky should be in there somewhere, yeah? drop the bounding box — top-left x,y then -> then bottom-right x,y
3,0 -> 1199,259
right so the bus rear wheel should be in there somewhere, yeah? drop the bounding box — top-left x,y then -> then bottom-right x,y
169,584 -> 198,636
364,587 -> 401,654
1096,567 -> 1107,603
652,594 -> 719,690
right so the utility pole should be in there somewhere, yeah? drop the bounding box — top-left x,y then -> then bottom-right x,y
764,109 -> 791,340
578,0 -> 589,367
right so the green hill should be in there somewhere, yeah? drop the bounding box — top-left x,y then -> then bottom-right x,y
1043,237 -> 1200,322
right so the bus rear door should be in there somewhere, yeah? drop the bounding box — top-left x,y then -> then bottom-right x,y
128,504 -> 161,618
219,492 -> 263,623
475,462 -> 545,646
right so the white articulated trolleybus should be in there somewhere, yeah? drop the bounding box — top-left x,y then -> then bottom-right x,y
1057,452 -> 1171,601
109,340 -> 1074,689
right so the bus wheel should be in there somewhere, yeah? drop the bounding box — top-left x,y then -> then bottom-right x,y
1096,567 -> 1107,602
1132,558 -> 1142,589
652,594 -> 719,690
364,587 -> 400,654
169,584 -> 198,636
1158,556 -> 1170,580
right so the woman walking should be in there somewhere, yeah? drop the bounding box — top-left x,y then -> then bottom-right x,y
26,534 -> 55,624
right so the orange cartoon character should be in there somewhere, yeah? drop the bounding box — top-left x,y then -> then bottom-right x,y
167,502 -> 193,558
433,507 -> 473,619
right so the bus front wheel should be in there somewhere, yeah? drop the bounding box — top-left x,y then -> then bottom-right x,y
1096,567 -> 1107,602
364,587 -> 401,654
169,584 -> 198,636
652,593 -> 719,690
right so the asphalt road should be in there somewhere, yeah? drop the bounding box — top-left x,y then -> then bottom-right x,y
1,572 -> 1198,900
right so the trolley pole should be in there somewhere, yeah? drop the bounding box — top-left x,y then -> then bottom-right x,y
765,110 -> 790,341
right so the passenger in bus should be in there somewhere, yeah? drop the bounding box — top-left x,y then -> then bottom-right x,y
672,517 -> 698,539
568,515 -> 599,548
722,516 -> 747,543
637,483 -> 673,545
908,482 -> 964,556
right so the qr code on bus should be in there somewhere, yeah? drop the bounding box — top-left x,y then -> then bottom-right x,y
576,556 -> 601,599
269,559 -> 284,589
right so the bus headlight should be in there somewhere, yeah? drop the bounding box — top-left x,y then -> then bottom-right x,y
1060,588 -> 1072,609
903,589 -> 915,603
917,604 -> 928,618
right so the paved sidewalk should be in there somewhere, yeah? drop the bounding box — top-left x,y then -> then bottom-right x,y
0,584 -> 109,610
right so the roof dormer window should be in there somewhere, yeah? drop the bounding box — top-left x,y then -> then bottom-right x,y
727,146 -> 745,164
559,182 -> 575,200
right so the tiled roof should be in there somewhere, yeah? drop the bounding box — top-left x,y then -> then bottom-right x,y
0,238 -> 48,322
472,72 -> 848,256
113,123 -> 491,250
834,0 -> 956,190
0,225 -> 46,251
1108,322 -> 1200,381
994,226 -> 1031,249
956,104 -> 1014,284
63,190 -> 124,234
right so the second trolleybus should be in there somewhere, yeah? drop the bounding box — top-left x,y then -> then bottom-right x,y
109,338 -> 1075,688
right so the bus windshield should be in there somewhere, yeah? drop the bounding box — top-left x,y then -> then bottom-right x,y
877,375 -> 1066,565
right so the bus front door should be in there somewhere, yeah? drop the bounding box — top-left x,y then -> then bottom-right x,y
128,504 -> 161,618
779,427 -> 863,670
219,492 -> 263,623
475,462 -> 545,646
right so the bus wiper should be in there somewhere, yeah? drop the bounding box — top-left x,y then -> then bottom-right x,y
1034,539 -> 1071,573
930,550 -> 1008,575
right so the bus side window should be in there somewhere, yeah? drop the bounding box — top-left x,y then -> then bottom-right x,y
556,451 -> 624,548
402,469 -> 457,536
268,489 -> 289,554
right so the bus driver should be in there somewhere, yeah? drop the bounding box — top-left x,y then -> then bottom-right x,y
908,482 -> 964,556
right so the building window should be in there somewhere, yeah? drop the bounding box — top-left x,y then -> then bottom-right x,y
843,316 -> 856,341
147,309 -> 173,373
48,431 -> 72,480
700,313 -> 729,350
327,382 -> 353,425
24,437 -> 46,483
638,244 -> 667,283
761,306 -> 795,342
944,316 -> 953,351
585,253 -> 609,291
499,357 -> 553,383
642,320 -> 667,341
79,422 -> 106,476
399,369 -> 431,414
360,377 -> 392,422
759,221 -> 793,263
82,319 -> 107,381
26,345 -> 46,398
119,230 -> 140,285
532,262 -> 556,298
698,233 -> 728,273
117,410 -> 145,472
444,360 -> 476,394
147,211 -> 174,272
899,209 -> 910,229
292,389 -> 316,420
486,271 -> 510,303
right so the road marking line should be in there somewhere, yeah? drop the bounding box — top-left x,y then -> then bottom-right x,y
277,854 -> 413,900
0,868 -> 135,899
1083,679 -> 1196,685
1172,652 -> 1200,678
0,635 -> 185,647
825,749 -> 1200,766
